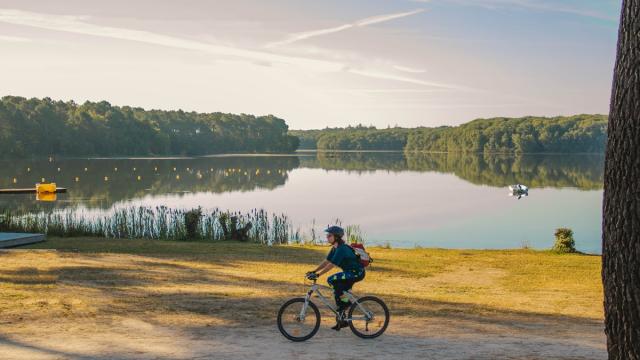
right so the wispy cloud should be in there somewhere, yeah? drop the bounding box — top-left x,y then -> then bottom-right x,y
412,0 -> 616,21
0,9 -> 342,72
393,65 -> 426,73
0,34 -> 30,42
0,8 -> 471,91
265,9 -> 425,48
346,68 -> 471,90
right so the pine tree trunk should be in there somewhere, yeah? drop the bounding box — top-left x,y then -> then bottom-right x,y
602,0 -> 640,359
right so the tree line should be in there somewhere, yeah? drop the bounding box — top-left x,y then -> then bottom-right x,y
292,115 -> 607,153
0,96 -> 299,158
290,125 -> 409,150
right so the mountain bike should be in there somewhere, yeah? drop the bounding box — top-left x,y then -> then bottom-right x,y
277,274 -> 390,341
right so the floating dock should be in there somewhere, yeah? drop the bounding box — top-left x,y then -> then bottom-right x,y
0,187 -> 67,194
0,233 -> 46,248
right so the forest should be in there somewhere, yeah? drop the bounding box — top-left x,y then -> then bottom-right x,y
292,115 -> 607,153
1,96 -> 607,157
290,125 -> 409,150
0,96 -> 299,158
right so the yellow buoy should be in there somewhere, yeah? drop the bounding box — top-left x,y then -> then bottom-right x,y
36,192 -> 56,202
36,182 -> 56,193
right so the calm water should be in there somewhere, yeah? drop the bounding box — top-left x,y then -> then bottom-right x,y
0,152 -> 604,253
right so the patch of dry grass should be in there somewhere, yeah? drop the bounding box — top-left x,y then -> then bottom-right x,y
0,237 -> 602,331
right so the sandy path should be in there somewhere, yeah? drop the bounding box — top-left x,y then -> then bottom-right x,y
0,315 -> 606,360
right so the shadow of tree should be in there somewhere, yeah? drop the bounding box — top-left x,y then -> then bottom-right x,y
0,244 -> 606,360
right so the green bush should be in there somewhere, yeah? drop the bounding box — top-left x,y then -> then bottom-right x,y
552,228 -> 576,253
184,208 -> 202,239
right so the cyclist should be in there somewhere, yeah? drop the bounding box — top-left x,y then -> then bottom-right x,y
307,226 -> 365,330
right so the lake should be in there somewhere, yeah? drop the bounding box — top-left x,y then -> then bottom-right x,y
0,152 -> 604,253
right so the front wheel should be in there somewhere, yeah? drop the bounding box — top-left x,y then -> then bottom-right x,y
277,298 -> 321,342
348,296 -> 390,339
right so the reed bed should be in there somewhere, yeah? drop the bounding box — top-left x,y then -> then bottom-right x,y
0,206 -> 291,245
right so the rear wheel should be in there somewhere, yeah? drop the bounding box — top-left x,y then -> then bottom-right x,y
277,298 -> 321,342
348,296 -> 389,339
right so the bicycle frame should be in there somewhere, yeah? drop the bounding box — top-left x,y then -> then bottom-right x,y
299,279 -> 374,322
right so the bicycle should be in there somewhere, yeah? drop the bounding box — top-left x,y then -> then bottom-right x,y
277,274 -> 390,341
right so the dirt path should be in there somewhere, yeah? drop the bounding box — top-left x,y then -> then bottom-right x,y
0,314 -> 606,359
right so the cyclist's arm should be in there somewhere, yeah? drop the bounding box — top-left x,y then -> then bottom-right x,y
315,262 -> 335,276
312,260 -> 329,273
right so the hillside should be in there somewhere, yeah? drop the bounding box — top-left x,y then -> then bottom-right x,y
291,115 -> 607,153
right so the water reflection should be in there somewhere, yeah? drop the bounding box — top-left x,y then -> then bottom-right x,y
0,152 -> 604,252
0,152 -> 604,211
302,152 -> 604,190
0,156 -> 299,210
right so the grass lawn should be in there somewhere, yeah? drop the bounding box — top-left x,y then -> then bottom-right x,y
0,237 -> 603,327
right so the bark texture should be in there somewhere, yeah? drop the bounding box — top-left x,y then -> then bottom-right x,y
603,0 -> 640,359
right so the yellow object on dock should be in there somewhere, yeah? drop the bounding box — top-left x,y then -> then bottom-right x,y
36,182 -> 57,193
36,192 -> 57,202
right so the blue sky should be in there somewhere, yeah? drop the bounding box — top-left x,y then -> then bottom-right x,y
0,0 -> 622,129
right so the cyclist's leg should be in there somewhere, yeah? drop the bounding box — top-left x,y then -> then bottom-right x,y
327,272 -> 343,307
328,272 -> 357,309
342,269 -> 365,297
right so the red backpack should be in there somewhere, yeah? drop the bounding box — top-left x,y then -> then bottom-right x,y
350,243 -> 372,267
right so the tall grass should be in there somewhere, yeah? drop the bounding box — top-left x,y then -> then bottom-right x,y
0,206 -> 291,245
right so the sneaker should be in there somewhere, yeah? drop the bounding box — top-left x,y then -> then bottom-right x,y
331,320 -> 349,331
331,311 -> 349,331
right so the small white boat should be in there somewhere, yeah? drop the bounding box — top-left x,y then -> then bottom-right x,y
508,184 -> 528,192
508,184 -> 529,199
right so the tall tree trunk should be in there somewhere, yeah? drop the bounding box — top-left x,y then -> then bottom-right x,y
603,0 -> 640,359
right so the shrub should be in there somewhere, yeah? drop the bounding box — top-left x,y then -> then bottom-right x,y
184,208 -> 202,239
552,228 -> 576,253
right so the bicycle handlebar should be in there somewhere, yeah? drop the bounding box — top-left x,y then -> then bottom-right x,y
305,272 -> 319,282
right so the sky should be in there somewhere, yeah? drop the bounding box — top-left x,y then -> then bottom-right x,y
0,0 -> 622,129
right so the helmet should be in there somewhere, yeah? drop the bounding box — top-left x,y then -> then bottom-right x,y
324,225 -> 344,237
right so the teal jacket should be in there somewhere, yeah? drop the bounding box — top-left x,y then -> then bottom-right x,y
326,243 -> 363,272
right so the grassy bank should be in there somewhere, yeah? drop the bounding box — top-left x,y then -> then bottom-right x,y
0,237 -> 603,329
